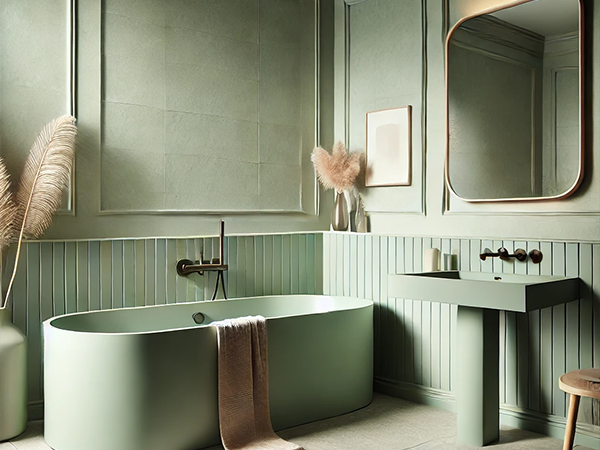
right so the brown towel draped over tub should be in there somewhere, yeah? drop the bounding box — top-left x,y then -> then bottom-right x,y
213,316 -> 304,450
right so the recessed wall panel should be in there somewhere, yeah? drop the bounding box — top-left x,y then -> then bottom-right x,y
100,0 -> 316,213
345,0 -> 424,213
0,0 -> 73,212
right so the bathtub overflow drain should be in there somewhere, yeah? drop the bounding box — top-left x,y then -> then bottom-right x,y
192,312 -> 205,324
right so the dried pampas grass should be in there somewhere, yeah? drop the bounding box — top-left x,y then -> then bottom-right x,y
0,160 -> 17,248
311,141 -> 361,193
2,115 -> 77,309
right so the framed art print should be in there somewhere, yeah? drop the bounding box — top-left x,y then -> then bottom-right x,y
365,106 -> 412,187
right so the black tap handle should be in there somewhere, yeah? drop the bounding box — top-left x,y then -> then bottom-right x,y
499,247 -> 527,262
512,249 -> 528,261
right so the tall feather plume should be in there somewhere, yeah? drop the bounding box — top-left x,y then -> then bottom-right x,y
0,159 -> 17,248
3,116 -> 77,308
15,116 -> 77,239
311,140 -> 361,193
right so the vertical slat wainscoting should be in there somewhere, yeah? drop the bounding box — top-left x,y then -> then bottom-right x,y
3,233 -> 323,417
323,233 -> 599,435
324,233 -> 455,405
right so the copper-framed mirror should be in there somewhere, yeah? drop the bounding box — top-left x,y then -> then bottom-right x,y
445,0 -> 584,202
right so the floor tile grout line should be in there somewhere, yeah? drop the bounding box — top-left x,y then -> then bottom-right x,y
402,434 -> 456,449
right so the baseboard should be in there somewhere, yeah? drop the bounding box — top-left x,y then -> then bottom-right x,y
374,377 -> 457,413
28,400 -> 43,421
500,404 -> 600,449
374,377 -> 600,449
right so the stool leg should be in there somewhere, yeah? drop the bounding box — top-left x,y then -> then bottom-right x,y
563,394 -> 580,450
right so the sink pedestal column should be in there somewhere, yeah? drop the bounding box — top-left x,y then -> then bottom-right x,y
456,306 -> 499,446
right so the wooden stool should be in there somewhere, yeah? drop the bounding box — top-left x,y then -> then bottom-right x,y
558,368 -> 600,450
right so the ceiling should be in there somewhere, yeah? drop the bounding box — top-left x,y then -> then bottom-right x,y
490,0 -> 579,37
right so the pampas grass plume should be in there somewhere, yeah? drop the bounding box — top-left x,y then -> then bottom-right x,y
311,141 -> 361,193
2,116 -> 76,309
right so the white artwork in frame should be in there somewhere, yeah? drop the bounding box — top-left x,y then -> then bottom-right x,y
365,106 -> 412,187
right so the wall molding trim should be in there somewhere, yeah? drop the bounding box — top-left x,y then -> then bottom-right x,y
336,0 -> 427,215
59,0 -> 77,216
449,39 -> 538,71
546,31 -> 579,46
58,0 -> 77,216
443,209 -> 600,217
96,1 -> 320,215
455,16 -> 544,59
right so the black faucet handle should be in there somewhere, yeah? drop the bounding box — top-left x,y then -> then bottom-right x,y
528,249 -> 543,263
513,248 -> 527,261
499,247 -> 527,262
176,259 -> 194,276
497,247 -> 509,259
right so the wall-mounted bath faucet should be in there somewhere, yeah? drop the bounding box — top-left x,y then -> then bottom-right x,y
176,220 -> 228,300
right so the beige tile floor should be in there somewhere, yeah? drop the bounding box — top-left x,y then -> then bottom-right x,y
1,394 -> 595,450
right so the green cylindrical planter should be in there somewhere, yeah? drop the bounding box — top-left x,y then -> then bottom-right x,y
0,309 -> 27,441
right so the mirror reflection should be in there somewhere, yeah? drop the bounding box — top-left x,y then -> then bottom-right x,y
446,0 -> 582,201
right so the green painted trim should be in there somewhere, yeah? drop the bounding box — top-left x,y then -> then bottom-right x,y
374,377 -> 456,413
28,401 -> 44,421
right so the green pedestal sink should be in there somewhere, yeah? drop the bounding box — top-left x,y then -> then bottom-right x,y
388,271 -> 580,447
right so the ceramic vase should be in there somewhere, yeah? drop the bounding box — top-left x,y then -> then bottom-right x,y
0,309 -> 27,441
331,191 -> 349,231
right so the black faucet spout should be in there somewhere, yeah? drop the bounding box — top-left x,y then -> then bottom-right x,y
479,247 -> 527,262
479,248 -> 500,261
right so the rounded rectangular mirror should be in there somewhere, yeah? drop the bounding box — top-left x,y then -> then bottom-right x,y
445,0 -> 583,202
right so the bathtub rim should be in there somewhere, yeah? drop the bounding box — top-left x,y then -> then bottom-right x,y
43,294 -> 373,336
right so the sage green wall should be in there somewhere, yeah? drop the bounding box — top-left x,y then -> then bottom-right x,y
0,0 -> 71,207
0,0 -> 336,240
101,0 -> 315,213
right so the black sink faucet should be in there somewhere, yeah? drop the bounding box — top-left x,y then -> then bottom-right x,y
479,247 -> 527,262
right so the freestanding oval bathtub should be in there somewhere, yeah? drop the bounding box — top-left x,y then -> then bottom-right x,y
43,295 -> 373,450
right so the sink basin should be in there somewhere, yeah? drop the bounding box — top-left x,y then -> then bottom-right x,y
388,271 -> 580,312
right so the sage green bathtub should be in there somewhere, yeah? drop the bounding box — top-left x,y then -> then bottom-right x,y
43,295 -> 373,450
